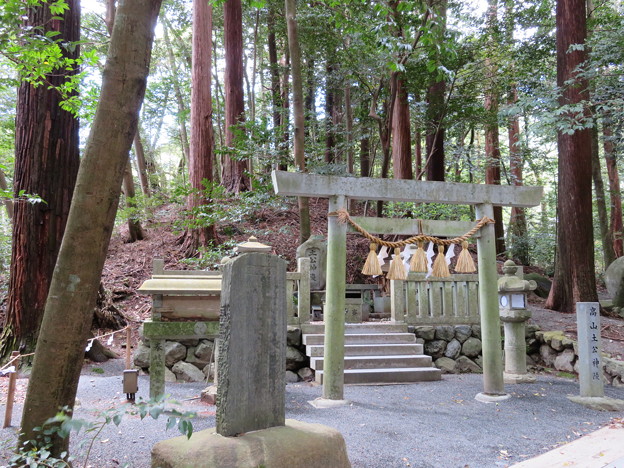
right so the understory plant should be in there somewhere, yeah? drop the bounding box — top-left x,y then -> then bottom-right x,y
8,398 -> 195,468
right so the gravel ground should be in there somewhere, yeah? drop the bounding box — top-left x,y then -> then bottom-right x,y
1,359 -> 623,468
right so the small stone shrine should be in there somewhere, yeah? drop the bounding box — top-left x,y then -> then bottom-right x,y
151,249 -> 351,468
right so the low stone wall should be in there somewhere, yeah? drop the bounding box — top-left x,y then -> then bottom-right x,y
531,330 -> 624,387
410,325 -> 485,374
413,324 -> 624,386
133,326 -> 312,384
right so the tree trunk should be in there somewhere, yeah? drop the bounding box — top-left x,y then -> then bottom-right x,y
591,125 -> 615,268
162,17 -> 191,165
222,0 -> 250,193
133,130 -> 151,197
603,120 -> 623,259
19,0 -> 162,454
1,0 -> 80,360
508,84 -> 529,265
545,0 -> 597,311
360,135 -> 371,178
425,80 -> 446,181
285,0 -> 310,244
182,0 -> 218,256
391,73 -> 413,180
267,5 -> 286,170
484,0 -> 505,255
345,83 -> 354,174
0,170 -> 13,219
324,63 -> 336,164
122,161 -> 145,243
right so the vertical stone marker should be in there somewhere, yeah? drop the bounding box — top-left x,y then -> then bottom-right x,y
216,252 -> 287,436
576,302 -> 604,398
296,235 -> 327,291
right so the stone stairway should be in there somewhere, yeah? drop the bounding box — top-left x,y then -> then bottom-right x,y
301,323 -> 442,385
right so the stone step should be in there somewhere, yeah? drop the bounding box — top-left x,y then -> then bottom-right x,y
306,343 -> 424,357
301,322 -> 408,335
309,354 -> 433,371
302,332 -> 416,346
314,367 -> 442,384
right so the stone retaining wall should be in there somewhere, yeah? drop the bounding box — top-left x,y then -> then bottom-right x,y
133,326 -> 312,384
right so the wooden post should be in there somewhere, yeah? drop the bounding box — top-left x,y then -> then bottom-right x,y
475,203 -> 507,399
3,351 -> 20,428
322,195 -> 347,401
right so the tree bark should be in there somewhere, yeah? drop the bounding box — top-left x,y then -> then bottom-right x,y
324,63 -> 337,164
133,130 -> 151,197
391,73 -> 413,179
545,0 -> 597,311
122,161 -> 145,243
182,0 -> 218,255
508,85 -> 529,265
222,0 -> 250,193
603,120 -> 623,259
162,17 -> 191,165
19,0 -> 162,454
267,5 -> 286,170
285,0 -> 311,244
484,0 -> 505,255
1,0 -> 80,359
591,125 -> 615,268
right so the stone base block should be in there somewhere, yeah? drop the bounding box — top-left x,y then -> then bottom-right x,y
151,419 -> 351,468
567,395 -> 624,411
504,372 -> 536,384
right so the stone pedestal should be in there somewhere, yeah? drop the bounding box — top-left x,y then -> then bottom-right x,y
501,311 -> 536,384
151,419 -> 351,468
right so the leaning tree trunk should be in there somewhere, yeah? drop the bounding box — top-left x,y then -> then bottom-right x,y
1,1 -> 80,360
545,0 -> 597,311
19,0 -> 162,455
603,120 -> 623,259
591,125 -> 615,268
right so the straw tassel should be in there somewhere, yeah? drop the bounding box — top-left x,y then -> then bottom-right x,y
409,240 -> 428,273
431,244 -> 450,278
387,247 -> 407,280
362,243 -> 383,276
455,240 -> 476,273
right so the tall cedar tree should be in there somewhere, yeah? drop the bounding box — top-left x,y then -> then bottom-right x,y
222,0 -> 250,193
182,0 -> 217,254
391,74 -> 413,179
19,0 -> 162,453
285,0 -> 311,243
1,1 -> 80,358
545,0 -> 598,311
484,0 -> 505,254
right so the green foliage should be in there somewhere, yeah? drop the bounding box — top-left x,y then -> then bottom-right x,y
383,202 -> 473,222
8,399 -> 196,468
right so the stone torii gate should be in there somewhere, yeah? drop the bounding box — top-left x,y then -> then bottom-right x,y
272,170 -> 543,403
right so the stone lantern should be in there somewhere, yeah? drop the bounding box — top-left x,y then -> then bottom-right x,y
498,260 -> 537,384
234,236 -> 272,254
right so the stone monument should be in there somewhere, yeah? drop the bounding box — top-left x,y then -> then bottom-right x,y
296,235 -> 327,291
151,250 -> 351,468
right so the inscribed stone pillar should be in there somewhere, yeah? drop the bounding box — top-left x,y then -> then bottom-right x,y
576,302 -> 605,398
216,253 -> 287,436
296,235 -> 327,290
